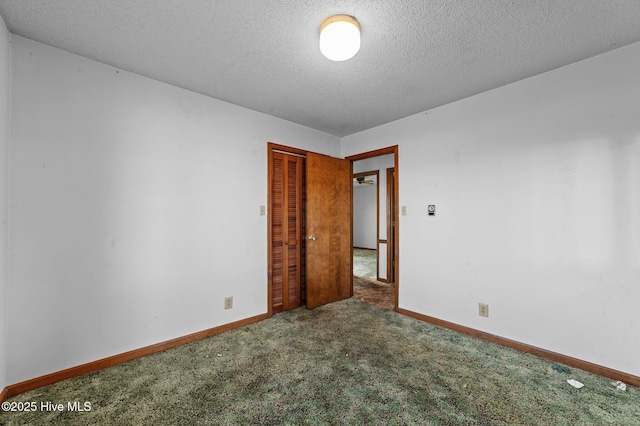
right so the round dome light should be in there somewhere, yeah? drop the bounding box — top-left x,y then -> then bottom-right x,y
319,15 -> 361,61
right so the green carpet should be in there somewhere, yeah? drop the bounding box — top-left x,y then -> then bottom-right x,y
2,299 -> 638,425
353,248 -> 377,280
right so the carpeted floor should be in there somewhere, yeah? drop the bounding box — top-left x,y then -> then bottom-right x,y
2,299 -> 638,425
353,248 -> 395,310
353,248 -> 377,280
353,276 -> 395,310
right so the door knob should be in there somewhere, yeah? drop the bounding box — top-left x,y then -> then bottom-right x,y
308,235 -> 317,241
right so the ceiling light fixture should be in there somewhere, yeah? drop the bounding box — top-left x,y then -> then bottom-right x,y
319,15 -> 361,61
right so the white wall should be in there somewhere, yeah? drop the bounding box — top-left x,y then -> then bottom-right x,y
343,42 -> 640,376
0,14 -> 10,392
354,155 -> 394,239
8,36 -> 339,384
353,181 -> 377,249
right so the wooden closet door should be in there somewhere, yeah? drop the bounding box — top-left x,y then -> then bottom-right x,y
271,152 -> 305,312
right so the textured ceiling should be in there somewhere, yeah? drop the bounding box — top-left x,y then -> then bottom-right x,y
1,1 -> 640,137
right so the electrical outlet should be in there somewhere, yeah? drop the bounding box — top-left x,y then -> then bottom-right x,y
225,296 -> 233,310
478,303 -> 489,317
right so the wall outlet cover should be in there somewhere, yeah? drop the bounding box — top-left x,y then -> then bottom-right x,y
479,303 -> 489,317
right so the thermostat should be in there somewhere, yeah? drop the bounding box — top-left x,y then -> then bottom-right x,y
428,205 -> 435,216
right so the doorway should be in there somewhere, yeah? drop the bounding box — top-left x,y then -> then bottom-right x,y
352,170 -> 379,280
350,151 -> 397,310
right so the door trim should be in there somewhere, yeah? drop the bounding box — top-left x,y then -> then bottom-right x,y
386,167 -> 395,284
346,145 -> 399,311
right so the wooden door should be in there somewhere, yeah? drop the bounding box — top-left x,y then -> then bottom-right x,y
271,152 -> 305,313
306,153 -> 352,308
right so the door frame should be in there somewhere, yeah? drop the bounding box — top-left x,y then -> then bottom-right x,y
346,146 -> 399,311
386,167 -> 396,284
